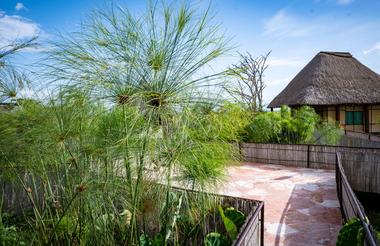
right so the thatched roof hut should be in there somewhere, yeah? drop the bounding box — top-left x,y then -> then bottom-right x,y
268,51 -> 380,108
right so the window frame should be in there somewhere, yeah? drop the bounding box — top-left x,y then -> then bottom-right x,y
345,111 -> 364,125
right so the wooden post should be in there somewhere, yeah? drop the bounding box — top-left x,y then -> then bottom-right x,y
371,105 -> 373,133
307,145 -> 310,168
364,105 -> 369,133
260,203 -> 264,246
336,105 -> 340,123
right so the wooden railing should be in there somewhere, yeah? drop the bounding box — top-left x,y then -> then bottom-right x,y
336,152 -> 378,246
233,201 -> 264,246
344,129 -> 380,142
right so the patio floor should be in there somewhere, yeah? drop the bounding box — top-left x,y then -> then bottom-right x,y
219,163 -> 342,246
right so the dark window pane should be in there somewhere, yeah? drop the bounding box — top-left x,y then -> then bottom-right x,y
345,111 -> 353,125
354,111 -> 363,125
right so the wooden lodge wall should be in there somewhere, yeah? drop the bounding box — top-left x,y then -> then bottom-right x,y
241,143 -> 380,194
314,104 -> 380,134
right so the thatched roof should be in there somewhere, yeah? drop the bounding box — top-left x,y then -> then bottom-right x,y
268,51 -> 380,108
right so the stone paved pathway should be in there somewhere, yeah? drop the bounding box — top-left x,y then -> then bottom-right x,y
219,163 -> 342,246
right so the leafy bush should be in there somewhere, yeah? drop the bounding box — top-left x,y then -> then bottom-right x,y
188,102 -> 251,143
0,209 -> 26,246
242,105 -> 342,144
241,111 -> 282,143
315,121 -> 344,145
210,103 -> 252,142
336,218 -> 364,246
204,206 -> 246,245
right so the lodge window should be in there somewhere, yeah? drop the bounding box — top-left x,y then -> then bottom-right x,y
345,111 -> 364,125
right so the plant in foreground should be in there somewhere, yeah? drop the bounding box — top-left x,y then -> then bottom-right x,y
336,218 -> 365,246
0,1 -> 242,245
205,206 -> 246,245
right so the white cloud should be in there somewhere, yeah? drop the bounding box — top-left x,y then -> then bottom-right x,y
337,0 -> 354,5
263,9 -> 317,39
363,42 -> 380,55
15,3 -> 26,11
0,12 -> 40,48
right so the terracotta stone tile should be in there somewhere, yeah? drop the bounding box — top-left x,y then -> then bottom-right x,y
217,163 -> 342,246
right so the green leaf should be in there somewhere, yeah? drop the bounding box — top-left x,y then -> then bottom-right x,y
152,233 -> 164,246
55,215 -> 76,234
139,233 -> 151,246
204,232 -> 230,246
218,206 -> 238,240
336,218 -> 365,246
224,207 -> 246,230
139,233 -> 164,246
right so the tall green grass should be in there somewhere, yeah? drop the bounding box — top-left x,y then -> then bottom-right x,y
0,2 -> 240,245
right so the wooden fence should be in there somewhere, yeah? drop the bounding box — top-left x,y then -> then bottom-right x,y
340,133 -> 380,148
0,172 -> 52,214
339,151 -> 380,194
344,130 -> 380,142
336,152 -> 378,246
241,143 -> 380,194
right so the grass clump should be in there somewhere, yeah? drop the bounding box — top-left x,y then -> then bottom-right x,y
0,1 -> 247,245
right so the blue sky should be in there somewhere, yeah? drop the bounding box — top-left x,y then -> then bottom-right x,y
1,0 -> 380,105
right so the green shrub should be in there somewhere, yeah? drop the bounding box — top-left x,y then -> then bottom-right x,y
336,218 -> 364,246
204,206 -> 246,245
0,210 -> 26,246
242,105 -> 342,144
188,102 -> 251,143
242,111 -> 282,143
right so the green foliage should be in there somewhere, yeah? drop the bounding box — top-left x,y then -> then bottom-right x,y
139,233 -> 164,246
0,209 -> 26,246
218,206 -> 238,240
316,121 -> 343,145
0,37 -> 36,104
0,223 -> 18,246
242,111 -> 282,143
0,1 -> 239,245
243,105 -> 342,144
204,232 -> 230,246
209,103 -> 251,142
0,37 -> 38,61
336,218 -> 365,246
179,102 -> 250,143
204,206 -> 246,245
224,207 -> 246,229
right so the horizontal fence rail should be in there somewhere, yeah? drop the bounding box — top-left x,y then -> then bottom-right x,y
241,143 -> 380,194
233,202 -> 264,246
336,152 -> 379,246
341,131 -> 380,148
344,130 -> 380,143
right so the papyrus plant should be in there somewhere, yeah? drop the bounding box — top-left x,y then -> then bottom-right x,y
25,1 -> 237,244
